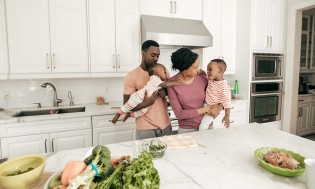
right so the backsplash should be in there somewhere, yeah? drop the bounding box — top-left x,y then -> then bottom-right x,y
0,78 -> 124,109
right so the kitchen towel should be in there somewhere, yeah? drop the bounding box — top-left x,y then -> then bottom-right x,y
160,134 -> 199,149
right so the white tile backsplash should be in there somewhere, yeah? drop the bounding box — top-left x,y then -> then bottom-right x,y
0,78 -> 124,109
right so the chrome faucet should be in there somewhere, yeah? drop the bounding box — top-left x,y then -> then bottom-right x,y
41,83 -> 62,107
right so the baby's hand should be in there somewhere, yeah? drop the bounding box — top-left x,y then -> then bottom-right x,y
222,116 -> 230,128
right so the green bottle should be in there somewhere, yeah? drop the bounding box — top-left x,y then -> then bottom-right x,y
233,80 -> 239,94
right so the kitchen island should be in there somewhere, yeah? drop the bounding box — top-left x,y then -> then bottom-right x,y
44,123 -> 314,189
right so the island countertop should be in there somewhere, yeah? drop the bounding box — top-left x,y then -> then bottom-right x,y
44,123 -> 314,189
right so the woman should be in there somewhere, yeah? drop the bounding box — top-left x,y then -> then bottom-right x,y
167,48 -> 222,134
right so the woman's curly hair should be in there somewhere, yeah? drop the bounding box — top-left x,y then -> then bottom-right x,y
171,48 -> 199,72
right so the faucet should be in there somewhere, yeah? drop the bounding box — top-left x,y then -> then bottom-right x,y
41,83 -> 62,107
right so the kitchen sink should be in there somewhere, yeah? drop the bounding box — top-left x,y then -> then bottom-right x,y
12,107 -> 86,117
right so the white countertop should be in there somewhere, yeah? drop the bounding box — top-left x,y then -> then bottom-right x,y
44,123 -> 314,189
0,101 -> 124,124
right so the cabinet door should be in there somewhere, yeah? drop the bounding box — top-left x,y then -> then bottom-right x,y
1,134 -> 49,158
49,0 -> 88,72
174,0 -> 201,20
93,125 -> 135,145
6,0 -> 51,73
89,0 -> 116,73
139,0 -> 172,18
115,0 -> 139,72
250,0 -> 269,51
268,0 -> 284,52
297,104 -> 310,134
309,103 -> 315,131
0,0 -> 8,79
219,0 -> 236,74
50,129 -> 92,152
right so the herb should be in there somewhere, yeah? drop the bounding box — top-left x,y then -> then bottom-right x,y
7,167 -> 34,176
145,140 -> 167,159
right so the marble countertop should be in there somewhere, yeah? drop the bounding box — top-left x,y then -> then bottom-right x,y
44,123 -> 314,189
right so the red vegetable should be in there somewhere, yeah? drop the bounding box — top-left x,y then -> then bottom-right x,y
61,161 -> 87,186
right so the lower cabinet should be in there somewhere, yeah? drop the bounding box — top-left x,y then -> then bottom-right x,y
92,115 -> 136,145
213,100 -> 248,129
0,117 -> 92,158
297,95 -> 315,136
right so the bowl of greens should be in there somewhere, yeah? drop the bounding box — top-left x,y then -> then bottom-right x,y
0,154 -> 46,189
142,140 -> 167,159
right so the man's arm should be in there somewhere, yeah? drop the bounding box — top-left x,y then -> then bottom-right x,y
123,91 -> 158,112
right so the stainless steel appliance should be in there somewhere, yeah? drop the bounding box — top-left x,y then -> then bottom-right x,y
252,53 -> 283,80
250,82 -> 283,123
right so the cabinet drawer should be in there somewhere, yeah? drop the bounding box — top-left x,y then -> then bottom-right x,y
298,96 -> 311,103
230,102 -> 247,112
92,115 -> 135,128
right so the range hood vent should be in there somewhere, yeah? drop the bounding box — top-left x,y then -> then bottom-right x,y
141,15 -> 213,49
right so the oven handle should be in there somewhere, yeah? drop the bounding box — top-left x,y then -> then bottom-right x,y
251,92 -> 283,97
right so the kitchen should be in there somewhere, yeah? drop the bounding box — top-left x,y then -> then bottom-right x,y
0,0 -> 315,188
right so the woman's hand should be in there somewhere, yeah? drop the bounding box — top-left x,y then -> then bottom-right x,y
208,104 -> 223,117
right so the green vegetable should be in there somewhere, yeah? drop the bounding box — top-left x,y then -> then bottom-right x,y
95,151 -> 160,189
67,145 -> 114,189
6,167 -> 34,176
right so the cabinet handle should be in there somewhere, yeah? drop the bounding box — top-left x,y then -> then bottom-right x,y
117,54 -> 120,68
230,121 -> 234,123
44,139 -> 48,153
174,1 -> 176,14
46,53 -> 50,69
52,53 -> 56,69
170,1 -> 173,13
51,138 -> 55,152
270,36 -> 272,47
298,100 -> 304,102
112,54 -> 115,68
266,36 -> 269,48
301,107 -> 303,116
222,56 -> 224,60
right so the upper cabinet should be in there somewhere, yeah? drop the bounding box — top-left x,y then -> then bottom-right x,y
5,0 -> 89,77
202,0 -> 236,74
300,14 -> 315,73
250,0 -> 285,53
139,0 -> 201,20
89,0 -> 139,76
0,0 -> 8,79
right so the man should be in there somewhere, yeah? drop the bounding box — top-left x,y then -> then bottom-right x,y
124,40 -> 172,139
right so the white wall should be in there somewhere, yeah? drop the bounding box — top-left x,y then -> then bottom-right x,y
0,78 -> 124,109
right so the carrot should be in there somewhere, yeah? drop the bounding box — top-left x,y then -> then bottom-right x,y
61,161 -> 87,186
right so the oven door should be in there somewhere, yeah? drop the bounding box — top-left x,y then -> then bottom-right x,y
250,92 -> 282,123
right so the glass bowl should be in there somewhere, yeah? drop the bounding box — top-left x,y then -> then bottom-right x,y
142,140 -> 167,159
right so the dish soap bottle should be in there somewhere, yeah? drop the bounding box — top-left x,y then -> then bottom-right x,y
233,80 -> 239,94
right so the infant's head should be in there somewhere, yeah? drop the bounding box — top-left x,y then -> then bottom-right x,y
207,59 -> 227,81
148,63 -> 169,81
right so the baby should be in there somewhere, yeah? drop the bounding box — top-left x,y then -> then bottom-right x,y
199,59 -> 231,130
112,63 -> 181,124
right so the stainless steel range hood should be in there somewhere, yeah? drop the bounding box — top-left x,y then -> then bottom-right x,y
141,15 -> 212,49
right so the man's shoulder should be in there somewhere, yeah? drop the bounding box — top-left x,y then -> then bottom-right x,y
126,66 -> 143,78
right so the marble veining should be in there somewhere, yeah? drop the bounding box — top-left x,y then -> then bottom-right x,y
44,123 -> 314,189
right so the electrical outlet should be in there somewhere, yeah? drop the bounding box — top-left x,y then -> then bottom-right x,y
3,91 -> 10,101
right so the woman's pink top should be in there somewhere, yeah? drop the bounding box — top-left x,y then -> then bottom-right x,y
167,74 -> 208,129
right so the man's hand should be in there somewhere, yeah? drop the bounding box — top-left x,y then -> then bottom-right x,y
143,90 -> 158,106
157,89 -> 166,98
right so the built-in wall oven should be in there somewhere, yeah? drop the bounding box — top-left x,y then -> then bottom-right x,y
250,82 -> 283,123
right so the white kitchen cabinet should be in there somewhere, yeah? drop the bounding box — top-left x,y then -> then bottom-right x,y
89,0 -> 139,76
212,100 -> 248,129
1,129 -> 91,158
92,115 -> 136,145
202,0 -> 236,74
250,0 -> 285,53
139,0 -> 201,20
5,0 -> 88,77
0,117 -> 92,158
0,0 -> 8,80
300,14 -> 315,73
297,95 -> 315,136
